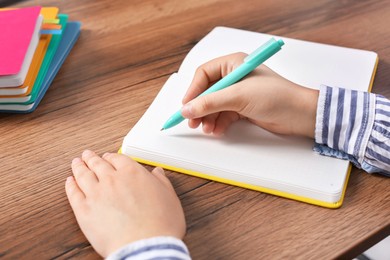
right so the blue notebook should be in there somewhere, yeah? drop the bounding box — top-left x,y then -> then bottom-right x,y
0,21 -> 81,113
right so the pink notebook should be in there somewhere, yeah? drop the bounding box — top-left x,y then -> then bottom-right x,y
0,6 -> 41,76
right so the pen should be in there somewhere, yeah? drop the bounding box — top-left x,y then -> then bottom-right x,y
161,37 -> 285,131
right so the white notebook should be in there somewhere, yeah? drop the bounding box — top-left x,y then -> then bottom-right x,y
121,27 -> 378,208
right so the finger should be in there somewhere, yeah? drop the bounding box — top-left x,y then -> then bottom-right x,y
150,167 -> 175,191
102,152 -> 143,172
81,150 -> 116,180
65,176 -> 86,211
72,157 -> 99,194
213,111 -> 240,136
181,86 -> 241,119
152,166 -> 166,176
182,52 -> 246,104
201,113 -> 219,134
188,118 -> 202,129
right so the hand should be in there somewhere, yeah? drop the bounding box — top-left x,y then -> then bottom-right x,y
181,53 -> 319,138
65,150 -> 186,257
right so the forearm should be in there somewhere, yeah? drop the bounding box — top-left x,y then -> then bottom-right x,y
314,85 -> 390,176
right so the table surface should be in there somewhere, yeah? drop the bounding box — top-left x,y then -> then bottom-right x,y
1,0 -> 389,259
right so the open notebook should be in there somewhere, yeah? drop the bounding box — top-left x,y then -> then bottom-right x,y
121,27 -> 378,208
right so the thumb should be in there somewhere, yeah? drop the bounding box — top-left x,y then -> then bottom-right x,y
181,87 -> 239,119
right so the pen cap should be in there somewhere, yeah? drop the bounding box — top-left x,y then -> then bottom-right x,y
244,38 -> 284,65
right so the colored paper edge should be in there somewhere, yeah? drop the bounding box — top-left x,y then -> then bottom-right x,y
43,18 -> 59,24
40,29 -> 62,35
30,22 -> 81,111
42,24 -> 62,30
24,14 -> 68,104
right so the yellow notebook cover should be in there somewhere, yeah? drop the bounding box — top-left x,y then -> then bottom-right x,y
120,27 -> 378,208
0,7 -> 58,99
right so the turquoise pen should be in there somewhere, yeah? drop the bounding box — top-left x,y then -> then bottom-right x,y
161,38 -> 285,131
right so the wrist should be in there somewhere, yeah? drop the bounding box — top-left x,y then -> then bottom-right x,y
291,85 -> 319,138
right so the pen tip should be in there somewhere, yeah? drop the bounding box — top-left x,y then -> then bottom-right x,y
160,128 -> 165,131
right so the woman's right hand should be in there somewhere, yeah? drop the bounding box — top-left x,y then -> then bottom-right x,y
181,52 -> 319,138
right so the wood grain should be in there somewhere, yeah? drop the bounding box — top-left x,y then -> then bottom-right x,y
0,0 -> 389,259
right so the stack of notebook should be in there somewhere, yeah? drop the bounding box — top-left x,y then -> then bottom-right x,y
0,6 -> 81,113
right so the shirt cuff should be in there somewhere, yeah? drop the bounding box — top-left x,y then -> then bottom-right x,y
314,85 -> 376,168
106,236 -> 191,260
362,95 -> 390,176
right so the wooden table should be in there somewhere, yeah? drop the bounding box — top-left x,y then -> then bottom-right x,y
1,0 -> 389,259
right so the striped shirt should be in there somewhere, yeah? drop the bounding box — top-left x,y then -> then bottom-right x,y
106,236 -> 191,260
315,85 -> 390,176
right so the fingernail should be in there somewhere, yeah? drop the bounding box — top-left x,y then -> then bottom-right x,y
83,150 -> 92,157
102,152 -> 109,158
72,157 -> 82,164
181,103 -> 193,118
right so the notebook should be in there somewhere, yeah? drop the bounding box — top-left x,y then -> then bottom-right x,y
0,37 -> 46,97
0,7 -> 42,87
0,7 -> 58,99
120,27 -> 378,208
0,21 -> 81,113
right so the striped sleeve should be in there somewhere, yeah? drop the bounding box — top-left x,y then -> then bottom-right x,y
314,85 -> 390,177
105,236 -> 191,260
